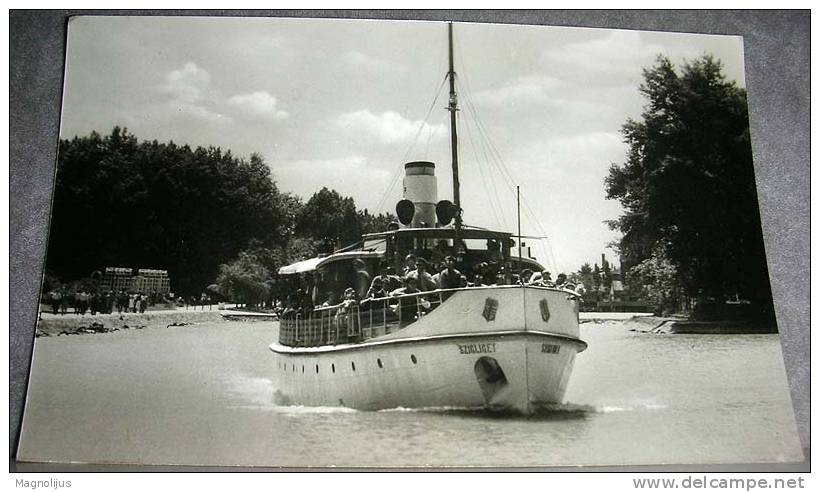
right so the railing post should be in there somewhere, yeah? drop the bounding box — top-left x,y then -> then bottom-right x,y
382,298 -> 387,335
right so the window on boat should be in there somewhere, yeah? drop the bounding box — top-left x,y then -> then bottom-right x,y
302,365 -> 305,373
411,354 -> 418,364
377,358 -> 383,368
315,364 -> 319,374
332,363 -> 336,373
351,361 -> 356,371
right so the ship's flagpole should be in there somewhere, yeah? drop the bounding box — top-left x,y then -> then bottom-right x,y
447,22 -> 462,239
517,185 -> 522,268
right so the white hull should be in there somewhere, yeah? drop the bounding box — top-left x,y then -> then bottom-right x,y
270,285 -> 586,413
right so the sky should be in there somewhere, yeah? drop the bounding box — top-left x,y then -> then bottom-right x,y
59,16 -> 746,274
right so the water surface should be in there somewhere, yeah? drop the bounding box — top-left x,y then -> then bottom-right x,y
17,320 -> 803,467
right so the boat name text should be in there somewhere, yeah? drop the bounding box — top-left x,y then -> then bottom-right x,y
458,342 -> 496,355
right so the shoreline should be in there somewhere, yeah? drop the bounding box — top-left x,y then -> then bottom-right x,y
35,309 -> 226,337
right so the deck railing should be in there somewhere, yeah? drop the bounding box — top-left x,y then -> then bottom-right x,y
276,284 -> 577,347
277,288 -> 455,347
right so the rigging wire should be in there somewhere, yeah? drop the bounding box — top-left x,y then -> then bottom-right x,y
373,74 -> 449,213
455,58 -> 559,271
459,102 -> 505,229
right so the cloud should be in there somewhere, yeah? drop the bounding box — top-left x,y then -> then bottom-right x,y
472,75 -> 563,107
340,51 -> 406,73
161,62 -> 211,103
540,30 -> 671,83
227,91 -> 289,121
336,110 -> 446,145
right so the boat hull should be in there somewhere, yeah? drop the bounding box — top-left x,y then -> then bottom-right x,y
271,331 -> 581,413
269,286 -> 586,413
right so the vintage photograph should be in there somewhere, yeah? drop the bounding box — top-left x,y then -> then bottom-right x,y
15,15 -> 803,468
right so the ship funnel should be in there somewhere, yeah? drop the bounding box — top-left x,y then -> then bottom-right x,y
401,161 -> 437,228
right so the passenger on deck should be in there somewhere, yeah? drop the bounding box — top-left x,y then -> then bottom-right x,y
519,268 -> 534,285
405,258 -> 438,292
435,255 -> 466,290
352,259 -> 372,300
389,277 -> 430,322
402,254 -> 417,275
555,273 -> 568,289
369,262 -> 402,295
364,277 -> 387,300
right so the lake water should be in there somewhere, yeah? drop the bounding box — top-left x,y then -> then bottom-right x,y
17,320 -> 803,468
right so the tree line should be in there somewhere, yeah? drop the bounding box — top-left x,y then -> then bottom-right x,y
45,127 -> 394,301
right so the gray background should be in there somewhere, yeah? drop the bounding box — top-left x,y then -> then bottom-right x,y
10,10 -> 810,469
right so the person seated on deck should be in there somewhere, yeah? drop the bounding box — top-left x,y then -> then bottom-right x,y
555,273 -> 569,290
405,258 -> 439,292
519,268 -> 534,285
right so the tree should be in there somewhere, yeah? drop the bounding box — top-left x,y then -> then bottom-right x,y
605,55 -> 773,317
627,243 -> 680,315
47,128 -> 289,295
295,188 -> 361,250
215,251 -> 272,308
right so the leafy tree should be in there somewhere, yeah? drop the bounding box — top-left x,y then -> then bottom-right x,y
215,251 -> 272,308
295,187 -> 361,250
627,243 -> 680,315
47,127 -> 288,295
605,55 -> 772,317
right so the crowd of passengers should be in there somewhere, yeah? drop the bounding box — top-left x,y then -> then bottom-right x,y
278,253 -> 581,320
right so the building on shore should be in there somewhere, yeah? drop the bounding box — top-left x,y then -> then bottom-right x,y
100,267 -> 171,294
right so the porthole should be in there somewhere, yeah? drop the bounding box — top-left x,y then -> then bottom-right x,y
315,364 -> 319,374
377,358 -> 383,368
302,365 -> 305,373
332,363 -> 336,373
411,354 -> 418,364
351,361 -> 356,371
292,364 -> 295,372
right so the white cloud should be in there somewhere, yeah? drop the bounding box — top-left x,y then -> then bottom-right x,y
161,62 -> 211,103
227,91 -> 289,121
341,51 -> 406,73
336,110 -> 446,145
473,75 -> 563,107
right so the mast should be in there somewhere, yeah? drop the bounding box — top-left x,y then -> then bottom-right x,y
447,22 -> 463,236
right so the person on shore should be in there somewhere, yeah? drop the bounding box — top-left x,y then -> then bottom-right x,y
59,290 -> 69,315
128,294 -> 136,313
139,293 -> 148,313
49,290 -> 62,315
117,291 -> 128,313
89,292 -> 99,316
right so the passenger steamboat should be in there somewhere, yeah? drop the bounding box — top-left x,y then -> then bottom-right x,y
268,23 -> 587,413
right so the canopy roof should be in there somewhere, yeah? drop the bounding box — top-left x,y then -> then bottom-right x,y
278,251 -> 384,275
